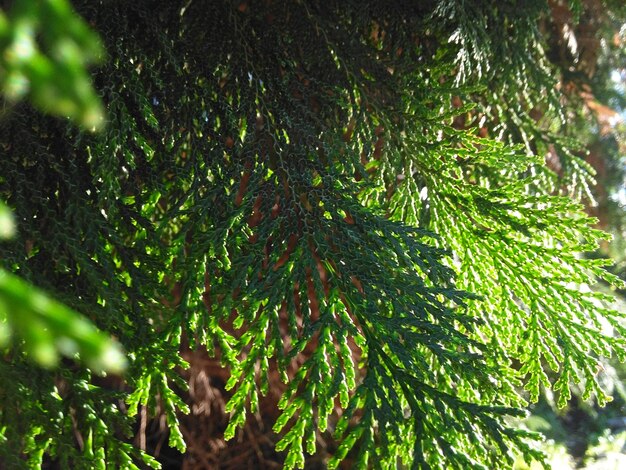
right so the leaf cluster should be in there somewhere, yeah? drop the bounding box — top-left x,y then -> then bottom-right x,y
0,1 -> 625,469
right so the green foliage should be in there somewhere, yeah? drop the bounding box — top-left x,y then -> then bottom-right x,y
0,1 -> 122,374
0,361 -> 158,469
0,1 -> 625,469
0,0 -> 104,128
0,268 -> 126,372
0,201 -> 15,239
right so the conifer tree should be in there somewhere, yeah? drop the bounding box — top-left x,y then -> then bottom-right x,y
1,1 -> 625,468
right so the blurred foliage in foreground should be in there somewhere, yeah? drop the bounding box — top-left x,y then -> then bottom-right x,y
0,0 -> 104,128
0,0 -> 123,374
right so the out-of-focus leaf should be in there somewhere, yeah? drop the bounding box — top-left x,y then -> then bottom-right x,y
0,268 -> 126,373
0,0 -> 105,129
0,202 -> 14,239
